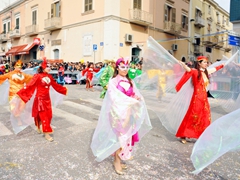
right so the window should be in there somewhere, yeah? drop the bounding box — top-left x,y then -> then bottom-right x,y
226,18 -> 229,26
15,16 -> 20,29
3,19 -> 10,33
7,21 -> 10,32
164,4 -> 176,22
181,15 -> 188,30
216,12 -> 220,23
32,10 -> 37,25
222,16 -> 225,25
195,9 -> 202,20
133,0 -> 141,9
84,0 -> 92,12
208,5 -> 211,15
54,49 -> 59,59
3,23 -> 6,33
51,1 -> 61,17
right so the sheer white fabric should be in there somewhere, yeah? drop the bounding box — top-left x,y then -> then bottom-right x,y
0,79 -> 9,105
91,77 -> 152,162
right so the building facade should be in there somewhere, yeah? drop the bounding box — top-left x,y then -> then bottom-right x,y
0,0 -> 232,64
189,0 -> 232,62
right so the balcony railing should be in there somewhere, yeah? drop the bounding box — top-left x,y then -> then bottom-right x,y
163,21 -> 182,35
202,36 -> 217,46
0,33 -> 8,42
193,45 -> 203,54
224,45 -> 232,52
9,29 -> 20,39
129,9 -> 153,26
194,16 -> 205,28
214,36 -> 224,49
44,17 -> 62,31
25,25 -> 38,36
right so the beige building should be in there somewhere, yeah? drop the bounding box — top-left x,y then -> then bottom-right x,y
189,0 -> 232,62
0,0 -> 232,64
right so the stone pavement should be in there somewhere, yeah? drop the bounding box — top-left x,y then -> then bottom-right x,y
0,84 -> 239,180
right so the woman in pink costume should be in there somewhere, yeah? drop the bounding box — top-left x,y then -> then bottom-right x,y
91,57 -> 152,175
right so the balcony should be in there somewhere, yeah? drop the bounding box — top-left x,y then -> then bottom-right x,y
9,29 -> 21,39
193,45 -> 203,55
214,36 -> 224,49
44,17 -> 62,31
224,45 -> 232,52
25,25 -> 38,36
202,36 -> 217,46
0,34 -> 8,43
163,21 -> 182,35
129,9 -> 153,26
194,17 -> 205,28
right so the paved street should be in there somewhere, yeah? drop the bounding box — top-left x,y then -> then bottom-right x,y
0,84 -> 239,180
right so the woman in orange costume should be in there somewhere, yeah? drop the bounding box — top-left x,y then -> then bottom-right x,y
176,56 -> 224,144
17,57 -> 67,142
0,60 -> 32,101
82,62 -> 100,91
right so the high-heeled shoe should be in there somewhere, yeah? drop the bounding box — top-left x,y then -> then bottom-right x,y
114,168 -> 124,175
180,139 -> 187,144
36,128 -> 42,134
113,164 -> 124,175
121,164 -> 127,170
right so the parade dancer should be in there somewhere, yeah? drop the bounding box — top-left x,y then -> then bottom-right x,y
91,57 -> 152,175
81,62 -> 100,91
176,56 -> 224,144
0,60 -> 32,102
15,57 -> 67,142
99,59 -> 115,98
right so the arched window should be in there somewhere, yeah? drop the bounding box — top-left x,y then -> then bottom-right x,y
53,49 -> 59,59
181,57 -> 186,62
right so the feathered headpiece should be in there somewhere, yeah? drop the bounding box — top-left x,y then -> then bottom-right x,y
14,60 -> 23,68
116,57 -> 129,67
41,57 -> 48,69
197,56 -> 208,61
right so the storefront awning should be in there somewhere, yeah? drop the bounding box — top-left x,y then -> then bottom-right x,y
17,43 -> 36,55
5,43 -> 37,56
5,45 -> 26,56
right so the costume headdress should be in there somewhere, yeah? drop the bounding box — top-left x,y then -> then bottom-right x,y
116,57 -> 129,67
41,57 -> 48,69
14,60 -> 23,68
197,56 -> 208,61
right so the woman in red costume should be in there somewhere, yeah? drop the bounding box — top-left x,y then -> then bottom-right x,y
81,62 -> 99,91
176,56 -> 224,144
17,57 -> 67,142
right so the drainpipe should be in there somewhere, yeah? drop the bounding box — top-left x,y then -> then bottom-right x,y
188,0 -> 193,62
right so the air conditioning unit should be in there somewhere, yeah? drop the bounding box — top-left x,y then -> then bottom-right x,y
172,44 -> 178,51
1,47 -> 5,51
125,34 -> 133,43
192,39 -> 197,44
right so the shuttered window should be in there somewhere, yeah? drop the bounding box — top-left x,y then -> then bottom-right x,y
51,1 -> 61,17
85,0 -> 93,12
133,0 -> 141,9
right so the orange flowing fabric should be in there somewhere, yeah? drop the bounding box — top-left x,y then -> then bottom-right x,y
0,70 -> 32,101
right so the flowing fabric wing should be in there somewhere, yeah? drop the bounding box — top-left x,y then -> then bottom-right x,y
9,92 -> 35,134
9,86 -> 64,134
50,86 -> 65,107
208,51 -> 240,112
191,108 -> 240,174
140,36 -> 193,134
91,78 -> 152,162
0,79 -> 10,105
22,66 -> 39,75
